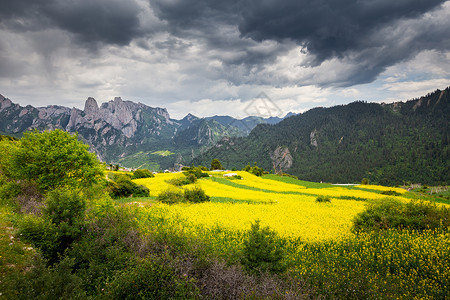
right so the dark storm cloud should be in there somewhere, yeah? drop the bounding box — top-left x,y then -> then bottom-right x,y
0,0 -> 143,46
238,0 -> 446,62
151,0 -> 449,85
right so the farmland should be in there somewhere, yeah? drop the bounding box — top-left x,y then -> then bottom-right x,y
126,171 -> 449,299
1,130 -> 448,299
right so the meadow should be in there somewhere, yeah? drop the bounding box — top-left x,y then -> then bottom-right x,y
129,171 -> 449,299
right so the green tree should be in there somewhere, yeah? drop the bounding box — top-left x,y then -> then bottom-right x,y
210,158 -> 223,170
4,129 -> 103,192
241,220 -> 286,274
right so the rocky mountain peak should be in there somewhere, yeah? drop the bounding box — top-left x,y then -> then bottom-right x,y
84,97 -> 99,116
0,95 -> 13,111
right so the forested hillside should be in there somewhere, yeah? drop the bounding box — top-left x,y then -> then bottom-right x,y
194,88 -> 450,186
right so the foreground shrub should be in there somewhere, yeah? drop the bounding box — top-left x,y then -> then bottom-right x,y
2,256 -> 86,299
315,195 -> 331,203
184,186 -> 210,203
18,189 -> 87,264
103,256 -> 200,299
1,129 -> 103,192
352,198 -> 450,232
241,220 -> 286,275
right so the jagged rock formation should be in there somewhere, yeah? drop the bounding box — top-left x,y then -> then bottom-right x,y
270,146 -> 293,173
0,94 -> 285,169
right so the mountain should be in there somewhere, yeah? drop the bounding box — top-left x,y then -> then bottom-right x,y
193,88 -> 450,186
0,94 -> 285,170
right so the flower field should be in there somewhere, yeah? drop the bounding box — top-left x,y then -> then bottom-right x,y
134,171 -> 409,242
132,171 -> 450,298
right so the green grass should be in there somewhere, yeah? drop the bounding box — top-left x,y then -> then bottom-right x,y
152,150 -> 174,157
113,196 -> 157,204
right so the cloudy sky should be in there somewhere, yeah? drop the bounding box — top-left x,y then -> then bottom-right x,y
1,0 -> 449,119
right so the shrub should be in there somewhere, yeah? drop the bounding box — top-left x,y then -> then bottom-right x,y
184,186 -> 210,203
132,169 -> 154,179
241,220 -> 286,275
157,187 -> 210,204
211,159 -> 223,170
157,189 -> 185,204
2,129 -> 103,192
352,198 -> 450,233
2,256 -> 86,299
183,167 -> 209,179
103,256 -> 200,299
108,174 -> 149,198
167,174 -> 197,186
316,195 -> 331,203
380,190 -> 402,196
361,178 -> 370,185
243,162 -> 265,177
18,189 -> 87,263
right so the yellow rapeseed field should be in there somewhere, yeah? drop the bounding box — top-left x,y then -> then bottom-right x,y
134,171 -> 405,242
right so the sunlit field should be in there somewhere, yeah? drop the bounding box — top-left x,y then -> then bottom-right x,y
130,171 -> 450,298
134,171 -> 409,242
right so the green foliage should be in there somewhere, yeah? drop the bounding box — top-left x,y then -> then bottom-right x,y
132,168 -> 154,179
157,189 -> 185,204
183,166 -> 209,179
103,256 -> 200,299
17,215 -> 60,262
243,162 -> 265,177
361,178 -> 370,185
184,186 -> 210,203
352,198 -> 450,232
2,256 -> 86,299
1,129 -> 103,192
17,189 -> 87,263
211,158 -> 223,170
241,220 -> 286,275
108,173 -> 149,198
380,190 -> 402,196
167,174 -> 197,186
157,187 -> 210,204
316,195 -> 331,203
193,88 -> 450,186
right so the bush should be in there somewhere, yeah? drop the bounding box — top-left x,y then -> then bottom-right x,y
157,189 -> 185,204
243,162 -> 265,177
211,159 -> 223,170
241,220 -> 286,275
1,129 -> 103,192
18,189 -> 87,263
352,198 -> 450,233
108,174 -> 149,198
2,256 -> 86,299
132,169 -> 154,179
380,190 -> 402,196
183,167 -> 209,179
103,256 -> 200,299
184,186 -> 210,203
316,195 -> 331,203
361,178 -> 370,185
167,174 -> 197,186
157,187 -> 210,204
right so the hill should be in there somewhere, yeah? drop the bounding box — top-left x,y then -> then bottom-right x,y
193,88 -> 450,186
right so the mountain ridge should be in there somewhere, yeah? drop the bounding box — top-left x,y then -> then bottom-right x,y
193,88 -> 450,185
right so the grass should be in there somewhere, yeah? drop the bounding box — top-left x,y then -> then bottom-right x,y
152,150 -> 175,157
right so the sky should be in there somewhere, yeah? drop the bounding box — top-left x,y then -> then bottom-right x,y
0,0 -> 449,119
